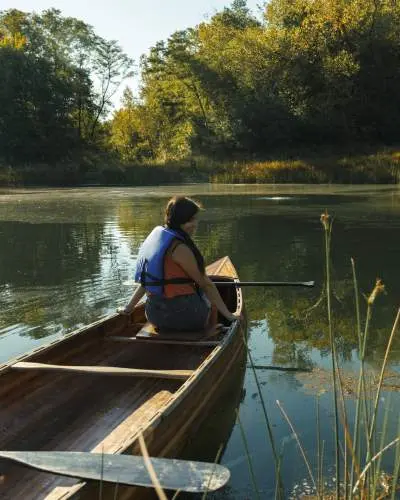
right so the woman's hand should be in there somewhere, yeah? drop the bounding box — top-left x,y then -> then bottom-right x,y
117,306 -> 132,316
226,312 -> 241,323
117,285 -> 146,316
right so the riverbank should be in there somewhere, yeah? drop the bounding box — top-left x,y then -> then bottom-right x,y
1,146 -> 399,186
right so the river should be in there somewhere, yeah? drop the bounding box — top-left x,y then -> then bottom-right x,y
0,184 -> 399,498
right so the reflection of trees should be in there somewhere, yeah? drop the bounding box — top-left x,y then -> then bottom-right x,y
115,196 -> 237,261
196,201 -> 400,366
0,221 -> 107,340
116,199 -> 164,247
2,195 -> 398,363
271,340 -> 314,370
0,222 -> 105,286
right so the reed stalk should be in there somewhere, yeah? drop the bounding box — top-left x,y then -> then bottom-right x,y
236,409 -> 261,500
356,281 -> 386,494
390,417 -> 400,500
349,278 -> 383,498
316,396 -> 322,499
372,393 -> 391,496
369,308 -> 400,453
276,399 -> 317,492
201,444 -> 224,500
320,440 -> 325,498
99,446 -> 104,500
321,211 -> 340,498
352,437 -> 400,494
138,432 -> 168,500
349,258 -> 362,497
171,490 -> 181,500
112,481 -> 120,500
274,443 -> 285,500
335,344 -> 358,499
242,329 -> 284,498
351,258 -> 363,354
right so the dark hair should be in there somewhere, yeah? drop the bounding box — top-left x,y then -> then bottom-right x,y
164,196 -> 205,274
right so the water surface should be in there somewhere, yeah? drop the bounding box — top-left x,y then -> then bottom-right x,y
1,184 -> 399,498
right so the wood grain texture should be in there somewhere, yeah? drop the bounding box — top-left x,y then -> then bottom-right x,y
0,451 -> 230,492
109,336 -> 220,347
12,362 -> 194,380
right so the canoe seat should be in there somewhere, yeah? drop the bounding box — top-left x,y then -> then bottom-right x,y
108,335 -> 221,347
136,322 -> 228,342
136,322 -> 207,341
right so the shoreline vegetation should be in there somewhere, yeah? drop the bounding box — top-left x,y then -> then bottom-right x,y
1,146 -> 399,187
2,1 -> 400,188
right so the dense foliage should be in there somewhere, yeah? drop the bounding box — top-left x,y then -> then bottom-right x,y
2,0 -> 400,174
110,0 -> 400,161
0,8 -> 132,163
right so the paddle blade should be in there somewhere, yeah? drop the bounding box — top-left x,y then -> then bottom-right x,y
0,451 -> 230,493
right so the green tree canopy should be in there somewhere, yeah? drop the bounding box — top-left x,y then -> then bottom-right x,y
110,0 -> 400,163
0,8 -> 133,163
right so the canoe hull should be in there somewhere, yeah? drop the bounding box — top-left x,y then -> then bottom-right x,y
0,257 -> 246,500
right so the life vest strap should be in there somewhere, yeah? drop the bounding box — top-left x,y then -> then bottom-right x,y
140,271 -> 195,286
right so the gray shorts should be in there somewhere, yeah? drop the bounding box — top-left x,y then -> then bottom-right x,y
145,293 -> 211,332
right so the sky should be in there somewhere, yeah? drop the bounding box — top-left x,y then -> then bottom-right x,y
2,0 -> 264,108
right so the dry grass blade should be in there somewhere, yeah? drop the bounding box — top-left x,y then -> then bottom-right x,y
352,437 -> 400,494
236,409 -> 262,500
138,432 -> 168,500
201,444 -> 224,500
369,307 -> 400,444
276,399 -> 317,492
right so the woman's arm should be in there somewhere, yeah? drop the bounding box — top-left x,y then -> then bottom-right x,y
119,285 -> 146,315
172,245 -> 238,322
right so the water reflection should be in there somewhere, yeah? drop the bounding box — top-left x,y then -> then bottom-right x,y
1,186 -> 399,367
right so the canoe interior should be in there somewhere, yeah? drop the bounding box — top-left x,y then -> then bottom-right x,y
0,257 -> 243,499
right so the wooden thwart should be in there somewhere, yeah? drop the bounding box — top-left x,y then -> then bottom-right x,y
109,336 -> 220,347
137,322 -> 206,341
11,362 -> 193,380
135,322 -> 227,343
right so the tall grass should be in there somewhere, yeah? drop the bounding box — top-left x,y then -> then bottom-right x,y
210,149 -> 400,184
238,322 -> 285,499
239,211 -> 400,499
270,213 -> 400,499
2,146 -> 399,186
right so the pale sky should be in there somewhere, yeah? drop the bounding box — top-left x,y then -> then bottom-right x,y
2,0 -> 264,108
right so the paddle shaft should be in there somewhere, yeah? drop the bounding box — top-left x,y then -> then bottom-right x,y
123,279 -> 315,288
214,280 -> 315,287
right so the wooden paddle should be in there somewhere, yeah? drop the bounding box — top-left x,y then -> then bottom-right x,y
0,451 -> 230,492
123,279 -> 315,287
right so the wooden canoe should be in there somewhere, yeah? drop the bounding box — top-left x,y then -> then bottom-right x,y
0,256 -> 246,499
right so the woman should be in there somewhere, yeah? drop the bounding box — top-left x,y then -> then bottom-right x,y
119,196 -> 239,334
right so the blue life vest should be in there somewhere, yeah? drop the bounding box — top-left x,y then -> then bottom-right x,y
134,226 -> 192,295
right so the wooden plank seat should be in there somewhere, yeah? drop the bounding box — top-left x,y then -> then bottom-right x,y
11,361 -> 193,380
135,321 -> 227,342
109,336 -> 221,347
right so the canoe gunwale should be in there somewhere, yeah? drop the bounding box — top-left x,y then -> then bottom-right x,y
0,313 -> 120,375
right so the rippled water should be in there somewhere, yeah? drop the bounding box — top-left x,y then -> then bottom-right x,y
1,184 -> 399,498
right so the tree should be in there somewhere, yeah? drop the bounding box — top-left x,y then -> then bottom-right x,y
90,39 -> 134,139
0,8 -> 133,163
